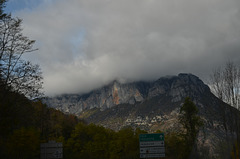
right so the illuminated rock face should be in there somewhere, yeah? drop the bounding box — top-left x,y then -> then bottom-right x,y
44,73 -> 209,115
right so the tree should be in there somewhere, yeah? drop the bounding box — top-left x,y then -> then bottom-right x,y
6,127 -> 40,159
210,61 -> 240,110
165,132 -> 187,159
0,13 -> 43,98
210,61 -> 240,157
179,97 -> 203,158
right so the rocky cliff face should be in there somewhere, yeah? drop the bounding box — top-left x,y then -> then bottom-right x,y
44,73 -> 210,115
44,79 -> 150,114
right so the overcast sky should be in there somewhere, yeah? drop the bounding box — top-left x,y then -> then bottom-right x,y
5,0 -> 240,96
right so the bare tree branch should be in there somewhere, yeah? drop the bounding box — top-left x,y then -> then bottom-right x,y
210,61 -> 240,110
0,15 -> 43,98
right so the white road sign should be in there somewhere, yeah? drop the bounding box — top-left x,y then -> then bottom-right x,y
140,154 -> 166,158
140,147 -> 165,154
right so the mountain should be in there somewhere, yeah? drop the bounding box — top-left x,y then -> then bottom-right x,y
44,73 -> 209,114
44,73 -> 240,156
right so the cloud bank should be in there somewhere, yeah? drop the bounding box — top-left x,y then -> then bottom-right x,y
15,0 -> 240,96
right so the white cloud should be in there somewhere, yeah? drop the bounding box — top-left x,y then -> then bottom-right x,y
15,0 -> 240,96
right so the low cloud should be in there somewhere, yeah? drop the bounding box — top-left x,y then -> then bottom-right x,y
16,0 -> 240,96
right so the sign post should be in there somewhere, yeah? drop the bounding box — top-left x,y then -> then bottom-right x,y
41,141 -> 63,159
139,133 -> 165,158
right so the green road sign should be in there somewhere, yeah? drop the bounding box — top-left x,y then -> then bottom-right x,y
139,133 -> 165,158
139,133 -> 164,142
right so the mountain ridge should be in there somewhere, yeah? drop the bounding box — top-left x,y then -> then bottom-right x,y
44,73 -> 210,115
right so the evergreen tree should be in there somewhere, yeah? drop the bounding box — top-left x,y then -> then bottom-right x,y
179,97 -> 204,158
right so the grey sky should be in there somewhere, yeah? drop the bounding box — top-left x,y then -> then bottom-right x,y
10,0 -> 240,96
